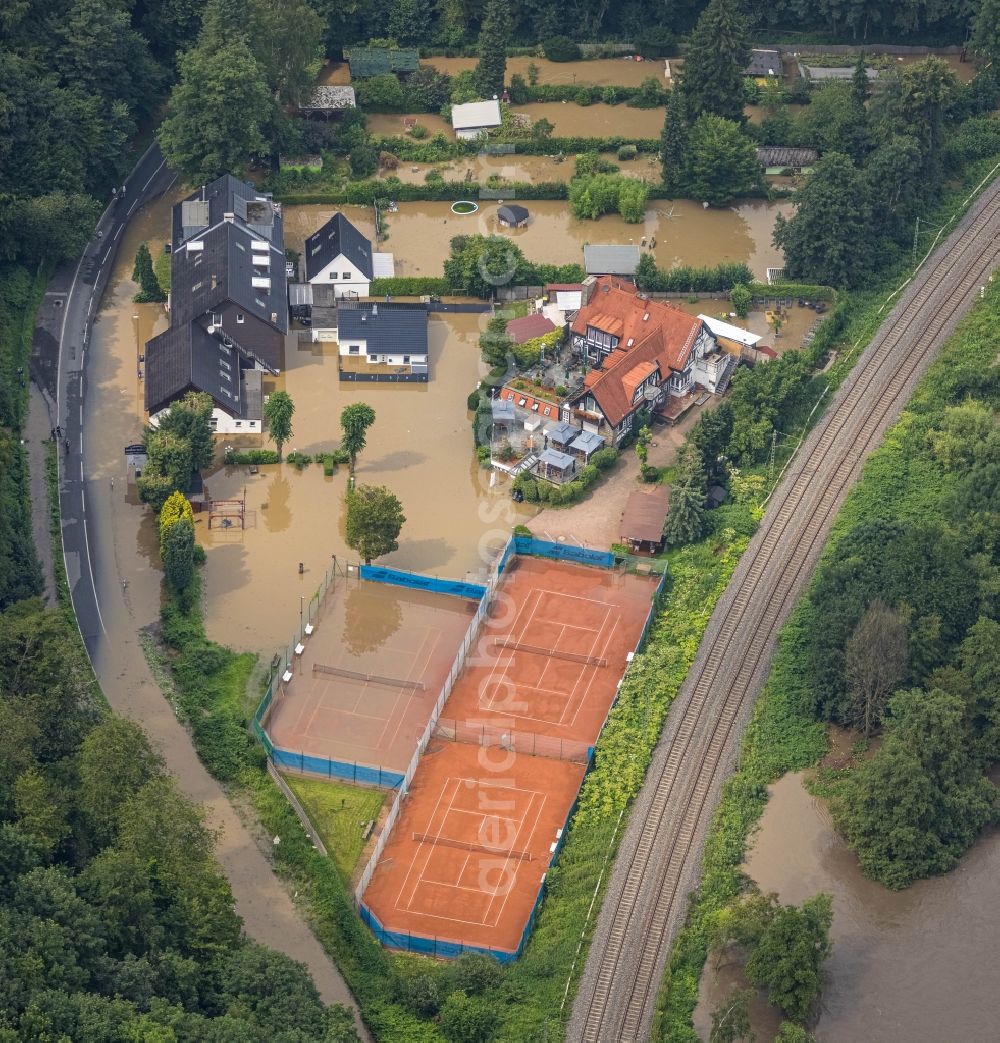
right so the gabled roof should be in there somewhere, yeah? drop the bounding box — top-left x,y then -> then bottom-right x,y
745,48 -> 783,77
584,244 -> 640,276
452,100 -> 502,131
144,324 -> 244,418
755,147 -> 818,168
172,174 -> 282,250
336,301 -> 429,356
305,212 -> 373,281
620,487 -> 670,543
170,220 -> 287,335
572,277 -> 706,427
505,313 -> 556,345
301,86 -> 356,112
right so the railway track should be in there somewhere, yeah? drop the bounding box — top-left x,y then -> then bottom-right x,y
569,178 -> 1000,1043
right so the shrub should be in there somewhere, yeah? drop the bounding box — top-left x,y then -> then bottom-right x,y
730,283 -> 753,318
574,152 -> 619,179
354,73 -> 407,112
617,144 -> 638,161
626,77 -> 668,109
574,86 -> 593,106
543,35 -> 582,62
349,144 -> 378,178
640,462 -> 661,482
285,450 -> 312,469
591,446 -> 618,470
602,86 -> 619,105
467,389 -> 481,410
410,123 -> 429,139
634,26 -> 676,59
224,448 -> 279,465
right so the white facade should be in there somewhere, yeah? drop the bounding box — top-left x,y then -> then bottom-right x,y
149,405 -> 260,435
452,100 -> 502,140
338,336 -> 427,370
306,251 -> 371,297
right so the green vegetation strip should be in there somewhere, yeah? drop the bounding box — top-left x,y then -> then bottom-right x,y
652,234 -> 1000,1041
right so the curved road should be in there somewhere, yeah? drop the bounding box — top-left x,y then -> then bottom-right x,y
569,177 -> 1000,1041
39,144 -> 366,1030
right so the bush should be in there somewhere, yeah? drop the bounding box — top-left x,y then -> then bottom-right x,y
543,35 -> 582,62
617,144 -> 638,161
591,446 -> 618,470
634,26 -> 676,59
349,144 -> 378,178
626,77 -> 668,109
640,462 -> 661,482
634,254 -> 754,293
410,123 -> 429,139
224,448 -> 279,465
467,389 -> 480,411
574,86 -> 593,106
285,450 -> 312,469
354,73 -> 407,112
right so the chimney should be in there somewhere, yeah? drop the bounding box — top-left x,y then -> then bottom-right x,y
372,303 -> 378,317
223,212 -> 235,222
201,185 -> 206,200
271,312 -> 278,324
582,275 -> 598,305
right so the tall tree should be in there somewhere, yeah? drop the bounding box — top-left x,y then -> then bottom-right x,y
156,392 -> 216,473
970,0 -> 1000,67
900,57 -> 959,185
248,0 -> 324,106
844,598 -> 908,736
263,390 -> 294,460
833,688 -> 997,890
684,114 -> 760,206
679,0 -> 751,123
132,242 -> 166,303
663,472 -> 708,547
660,90 -> 689,194
158,37 -> 273,183
345,484 -> 406,564
340,402 -> 376,474
473,0 -> 511,99
773,152 -> 874,288
709,987 -> 754,1043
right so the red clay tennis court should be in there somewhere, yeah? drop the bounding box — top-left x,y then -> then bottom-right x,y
264,577 -> 476,775
361,741 -> 585,953
361,556 -> 659,956
437,556 -> 659,751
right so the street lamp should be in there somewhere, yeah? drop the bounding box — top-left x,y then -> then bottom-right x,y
133,314 -> 140,381
299,595 -> 305,636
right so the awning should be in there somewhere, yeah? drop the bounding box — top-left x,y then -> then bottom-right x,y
538,448 -> 574,470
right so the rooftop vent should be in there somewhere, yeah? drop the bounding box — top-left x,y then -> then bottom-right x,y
642,313 -> 649,321
223,212 -> 235,222
271,312 -> 278,324
372,304 -> 378,317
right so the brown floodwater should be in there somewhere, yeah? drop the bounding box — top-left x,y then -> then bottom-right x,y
316,60 -> 352,86
198,311 -> 534,650
675,299 -> 823,354
744,102 -> 805,125
425,55 -> 673,88
695,772 -> 1000,1041
378,152 -> 660,186
367,112 -> 455,139
285,198 -> 792,283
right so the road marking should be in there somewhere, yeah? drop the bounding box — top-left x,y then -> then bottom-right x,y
102,247 -> 112,265
80,478 -> 108,636
79,404 -> 82,426
45,291 -> 67,297
113,224 -> 123,240
128,200 -> 138,216
140,157 -> 167,193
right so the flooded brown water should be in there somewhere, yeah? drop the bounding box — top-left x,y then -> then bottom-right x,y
425,55 -> 672,88
675,299 -> 822,354
695,771 -> 1000,1041
378,152 -> 658,186
285,199 -> 792,283
81,186 -> 366,1016
367,112 -> 455,139
316,60 -> 352,85
198,310 -> 534,650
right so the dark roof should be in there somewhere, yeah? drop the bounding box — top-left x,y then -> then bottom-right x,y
756,147 -> 819,168
620,487 -> 670,543
172,174 -> 282,251
707,484 -> 728,507
745,48 -> 783,77
346,46 -> 419,76
144,324 -> 244,417
170,220 -> 287,335
498,204 -> 529,224
305,212 -> 373,281
505,313 -> 556,344
336,301 -> 429,356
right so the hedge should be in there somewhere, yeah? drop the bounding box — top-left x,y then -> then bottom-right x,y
636,259 -> 756,293
275,179 -> 570,205
371,276 -> 452,295
515,82 -> 670,108
224,448 -> 279,465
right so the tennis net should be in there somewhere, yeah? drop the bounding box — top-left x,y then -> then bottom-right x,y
491,637 -> 608,668
312,663 -> 425,691
412,831 -> 534,861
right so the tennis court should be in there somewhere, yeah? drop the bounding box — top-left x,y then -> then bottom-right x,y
265,578 -> 477,775
440,556 -> 659,747
361,740 -> 585,954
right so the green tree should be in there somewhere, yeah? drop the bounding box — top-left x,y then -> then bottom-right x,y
154,391 -> 216,474
159,490 -> 194,556
663,473 -> 707,547
438,989 -> 493,1043
745,894 -> 833,1023
263,390 -> 294,460
709,987 -> 754,1043
162,516 -> 196,591
900,57 -> 959,185
248,0 -> 324,106
833,688 -> 997,890
773,152 -> 874,289
345,484 -> 406,564
14,767 -> 70,857
684,114 -> 759,206
970,0 -> 1000,66
473,0 -> 511,99
340,402 -> 376,474
443,234 -> 531,298
133,242 -> 166,303
844,598 -> 908,737
774,1024 -> 813,1043
158,37 -> 273,183
729,283 -> 752,318
479,313 -> 511,367
950,617 -> 1000,764
679,0 -> 751,123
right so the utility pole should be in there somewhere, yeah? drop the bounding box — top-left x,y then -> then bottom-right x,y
912,215 -> 920,267
767,427 -> 778,483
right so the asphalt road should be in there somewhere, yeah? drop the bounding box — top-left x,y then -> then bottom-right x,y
37,144 -> 369,1033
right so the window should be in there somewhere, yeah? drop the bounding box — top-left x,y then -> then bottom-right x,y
236,313 -> 244,323
191,281 -> 203,293
209,417 -> 218,430
235,421 -> 242,427
543,407 -> 551,416
349,345 -> 360,355
403,355 -> 410,364
343,272 -> 351,280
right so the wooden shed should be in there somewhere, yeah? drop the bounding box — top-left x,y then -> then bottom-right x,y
620,487 -> 670,555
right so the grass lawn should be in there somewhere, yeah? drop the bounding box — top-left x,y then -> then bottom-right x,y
283,775 -> 388,880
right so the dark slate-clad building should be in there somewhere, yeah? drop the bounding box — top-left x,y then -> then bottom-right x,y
304,212 -> 374,297
336,300 -> 429,381
146,175 -> 287,431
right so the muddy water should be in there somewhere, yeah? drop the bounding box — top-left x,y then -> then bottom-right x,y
82,186 -> 364,1015
425,55 -> 672,88
744,102 -> 805,125
695,772 -> 1000,1041
316,60 -> 352,85
286,198 -> 791,281
674,299 -> 822,354
515,101 -> 664,138
199,311 -> 534,650
366,112 -> 455,139
378,152 -> 659,186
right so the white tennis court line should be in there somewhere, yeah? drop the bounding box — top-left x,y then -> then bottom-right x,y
481,789 -> 548,928
396,775 -> 463,912
372,624 -> 437,750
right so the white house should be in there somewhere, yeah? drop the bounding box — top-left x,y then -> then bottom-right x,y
304,212 -> 374,297
451,99 -> 502,140
336,301 -> 430,379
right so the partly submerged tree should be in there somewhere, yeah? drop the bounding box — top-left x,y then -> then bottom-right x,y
263,390 -> 294,461
844,598 -> 908,736
340,402 -> 376,474
660,91 -> 689,194
678,0 -> 751,124
132,242 -> 166,303
708,987 -> 754,1043
684,114 -> 760,206
473,0 -> 511,99
345,484 -> 405,564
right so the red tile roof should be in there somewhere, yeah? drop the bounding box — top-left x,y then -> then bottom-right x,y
505,313 -> 558,345
573,277 -> 705,427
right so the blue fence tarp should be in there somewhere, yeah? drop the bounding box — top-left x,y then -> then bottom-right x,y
513,535 -> 615,569
271,747 -> 404,789
360,564 -> 486,600
359,902 -> 520,964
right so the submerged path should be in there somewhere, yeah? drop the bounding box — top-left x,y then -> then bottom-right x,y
568,176 -> 1000,1042
31,144 -> 367,1032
